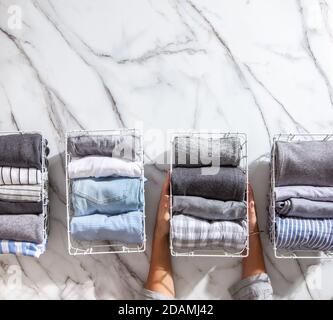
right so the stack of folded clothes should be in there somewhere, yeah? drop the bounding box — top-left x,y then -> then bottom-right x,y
68,134 -> 145,245
0,133 -> 48,258
272,140 -> 333,251
171,136 -> 248,254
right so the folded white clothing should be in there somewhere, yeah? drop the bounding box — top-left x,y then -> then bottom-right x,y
0,167 -> 41,185
68,156 -> 143,179
0,184 -> 42,202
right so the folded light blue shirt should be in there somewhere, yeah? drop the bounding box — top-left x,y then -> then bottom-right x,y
71,177 -> 144,217
70,211 -> 144,244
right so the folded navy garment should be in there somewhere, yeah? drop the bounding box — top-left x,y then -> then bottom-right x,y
68,135 -> 141,161
276,198 -> 333,218
275,216 -> 333,251
70,211 -> 144,244
0,214 -> 44,244
71,177 -> 144,217
275,186 -> 333,202
274,140 -> 333,187
0,200 -> 43,214
173,196 -> 246,220
171,167 -> 246,201
174,136 -> 241,167
0,133 -> 42,169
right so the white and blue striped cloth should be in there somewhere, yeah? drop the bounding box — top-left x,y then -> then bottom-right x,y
275,216 -> 333,251
0,240 -> 46,258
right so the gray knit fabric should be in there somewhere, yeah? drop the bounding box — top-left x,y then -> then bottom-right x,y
274,140 -> 333,187
171,167 -> 246,201
0,133 -> 42,169
141,273 -> 273,300
0,214 -> 44,243
174,136 -> 241,167
173,196 -> 246,220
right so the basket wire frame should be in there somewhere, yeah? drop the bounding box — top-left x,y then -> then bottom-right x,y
270,133 -> 333,259
0,131 -> 49,253
66,129 -> 146,255
169,131 -> 249,257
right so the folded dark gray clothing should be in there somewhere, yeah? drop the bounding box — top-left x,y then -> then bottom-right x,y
171,167 -> 246,201
173,196 -> 246,220
274,140 -> 333,187
276,198 -> 333,218
174,136 -> 241,167
0,214 -> 44,243
0,201 -> 43,214
68,135 -> 141,161
275,186 -> 333,202
0,133 -> 42,169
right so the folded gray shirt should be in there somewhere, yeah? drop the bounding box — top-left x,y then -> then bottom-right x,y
276,198 -> 333,218
174,136 -> 241,167
275,186 -> 333,202
274,140 -> 333,187
173,196 -> 246,220
68,134 -> 141,161
171,167 -> 246,201
0,214 -> 44,243
275,186 -> 333,218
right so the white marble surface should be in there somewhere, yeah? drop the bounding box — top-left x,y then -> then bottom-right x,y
0,0 -> 333,300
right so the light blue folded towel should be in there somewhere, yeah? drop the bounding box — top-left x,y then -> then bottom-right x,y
70,211 -> 144,244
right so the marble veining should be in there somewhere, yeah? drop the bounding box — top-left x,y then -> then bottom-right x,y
0,0 -> 333,299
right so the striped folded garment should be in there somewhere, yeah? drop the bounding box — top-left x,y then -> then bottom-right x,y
171,214 -> 247,253
0,240 -> 46,258
275,216 -> 333,251
0,184 -> 42,202
0,167 -> 41,185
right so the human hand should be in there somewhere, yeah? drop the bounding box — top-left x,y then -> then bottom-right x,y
248,184 -> 259,234
154,172 -> 171,238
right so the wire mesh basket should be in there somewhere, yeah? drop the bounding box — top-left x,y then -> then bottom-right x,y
0,131 -> 49,256
270,133 -> 333,259
169,130 -> 249,257
66,129 -> 146,255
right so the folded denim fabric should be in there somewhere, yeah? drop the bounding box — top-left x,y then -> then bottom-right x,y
71,177 -> 144,217
70,211 -> 144,244
275,216 -> 333,251
0,133 -> 42,169
172,214 -> 247,252
0,200 -> 43,214
68,135 -> 141,161
0,185 -> 41,202
275,186 -> 333,202
171,167 -> 246,201
173,196 -> 246,220
274,140 -> 333,187
0,239 -> 46,258
0,214 -> 44,243
276,198 -> 333,218
0,167 -> 41,185
174,136 -> 241,167
68,156 -> 142,179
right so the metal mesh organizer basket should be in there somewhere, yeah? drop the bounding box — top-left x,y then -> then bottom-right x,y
270,134 -> 333,259
66,129 -> 146,255
169,131 -> 249,257
0,131 -> 49,253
